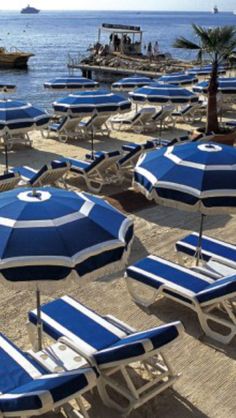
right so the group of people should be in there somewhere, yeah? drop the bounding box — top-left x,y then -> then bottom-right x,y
145,41 -> 160,59
109,33 -> 132,52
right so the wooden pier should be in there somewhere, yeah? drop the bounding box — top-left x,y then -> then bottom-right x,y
68,63 -> 162,81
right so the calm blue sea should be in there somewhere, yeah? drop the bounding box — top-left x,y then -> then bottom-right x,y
0,10 -> 235,110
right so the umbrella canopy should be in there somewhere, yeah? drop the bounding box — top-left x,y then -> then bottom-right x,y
187,65 -> 226,76
193,78 -> 236,95
112,75 -> 153,91
134,141 -> 236,263
157,72 -> 198,85
44,76 -> 99,90
129,82 -> 198,105
0,187 -> 133,288
0,99 -> 49,134
134,141 -> 236,215
53,89 -> 131,116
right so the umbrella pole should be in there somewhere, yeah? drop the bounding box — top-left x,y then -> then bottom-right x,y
196,214 -> 205,266
91,130 -> 94,159
36,288 -> 42,351
4,141 -> 9,174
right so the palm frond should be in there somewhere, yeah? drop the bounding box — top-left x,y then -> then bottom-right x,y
173,37 -> 200,50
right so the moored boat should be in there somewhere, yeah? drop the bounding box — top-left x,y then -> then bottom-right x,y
0,47 -> 34,68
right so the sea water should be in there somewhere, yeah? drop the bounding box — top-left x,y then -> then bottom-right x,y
0,10 -> 235,110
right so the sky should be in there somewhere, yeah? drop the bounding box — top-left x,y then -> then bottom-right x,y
4,0 -> 236,11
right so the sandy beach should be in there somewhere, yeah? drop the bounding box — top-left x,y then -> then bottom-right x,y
0,115 -> 235,418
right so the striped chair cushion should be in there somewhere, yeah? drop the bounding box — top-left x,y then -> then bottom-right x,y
126,255 -> 214,304
0,333 -> 96,414
176,232 -> 236,266
28,296 -> 182,367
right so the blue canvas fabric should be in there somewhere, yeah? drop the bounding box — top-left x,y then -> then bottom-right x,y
193,78 -> 236,95
44,76 -> 98,90
28,295 -> 182,366
0,187 -> 133,285
53,89 -> 131,115
0,332 -> 96,414
112,75 -> 153,91
0,99 -> 49,132
59,150 -> 120,174
196,275 -> 236,303
176,233 -> 236,264
134,141 -> 236,214
157,72 -> 198,85
129,83 -> 198,105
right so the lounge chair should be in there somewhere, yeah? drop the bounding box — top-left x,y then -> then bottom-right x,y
0,171 -> 20,192
1,132 -> 33,150
27,295 -> 184,414
110,107 -> 156,133
117,140 -> 158,174
126,255 -> 236,344
172,103 -> 203,123
42,115 -> 83,143
57,150 -> 122,193
176,232 -> 236,273
0,331 -> 97,417
149,105 -> 175,131
12,160 -> 70,187
78,113 -> 110,138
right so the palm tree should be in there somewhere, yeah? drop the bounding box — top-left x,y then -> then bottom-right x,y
174,25 -> 236,133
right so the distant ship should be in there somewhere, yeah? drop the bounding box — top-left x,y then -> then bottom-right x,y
212,5 -> 219,14
21,5 -> 40,14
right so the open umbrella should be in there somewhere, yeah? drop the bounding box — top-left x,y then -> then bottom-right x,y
112,75 -> 153,91
193,78 -> 236,95
129,82 -> 198,105
157,72 -> 198,85
134,141 -> 236,263
53,89 -> 131,116
0,187 -> 133,349
0,99 -> 49,172
44,76 -> 99,90
187,65 -> 226,76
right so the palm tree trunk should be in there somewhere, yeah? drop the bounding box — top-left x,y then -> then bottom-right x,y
206,59 -> 219,133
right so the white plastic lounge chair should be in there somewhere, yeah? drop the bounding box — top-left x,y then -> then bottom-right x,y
12,160 -> 70,187
172,103 -> 203,123
78,113 -> 110,138
0,171 -> 20,191
117,139 -> 158,172
27,295 -> 184,415
126,255 -> 236,344
2,132 -> 32,150
43,115 -> 83,143
0,331 -> 97,417
149,105 -> 175,130
176,232 -> 236,272
57,150 -> 122,193
110,107 -> 156,133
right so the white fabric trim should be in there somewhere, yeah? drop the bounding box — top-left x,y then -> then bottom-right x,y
0,335 -> 41,379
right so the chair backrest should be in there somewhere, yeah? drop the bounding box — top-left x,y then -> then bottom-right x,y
85,113 -> 109,129
29,161 -> 71,186
0,171 -> 20,192
118,140 -> 157,168
85,150 -> 121,173
157,105 -> 175,121
196,274 -> 236,305
138,107 -> 156,123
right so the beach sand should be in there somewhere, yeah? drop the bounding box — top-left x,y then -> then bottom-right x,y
0,117 -> 235,418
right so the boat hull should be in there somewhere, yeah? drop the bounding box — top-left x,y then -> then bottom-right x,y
0,53 -> 34,69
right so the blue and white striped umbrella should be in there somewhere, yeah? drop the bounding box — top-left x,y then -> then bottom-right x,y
187,65 -> 226,76
44,76 -> 99,90
129,82 -> 198,105
157,72 -> 198,85
112,75 -> 153,91
53,89 -> 131,116
193,78 -> 236,95
134,142 -> 236,215
0,99 -> 49,133
0,187 -> 133,287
